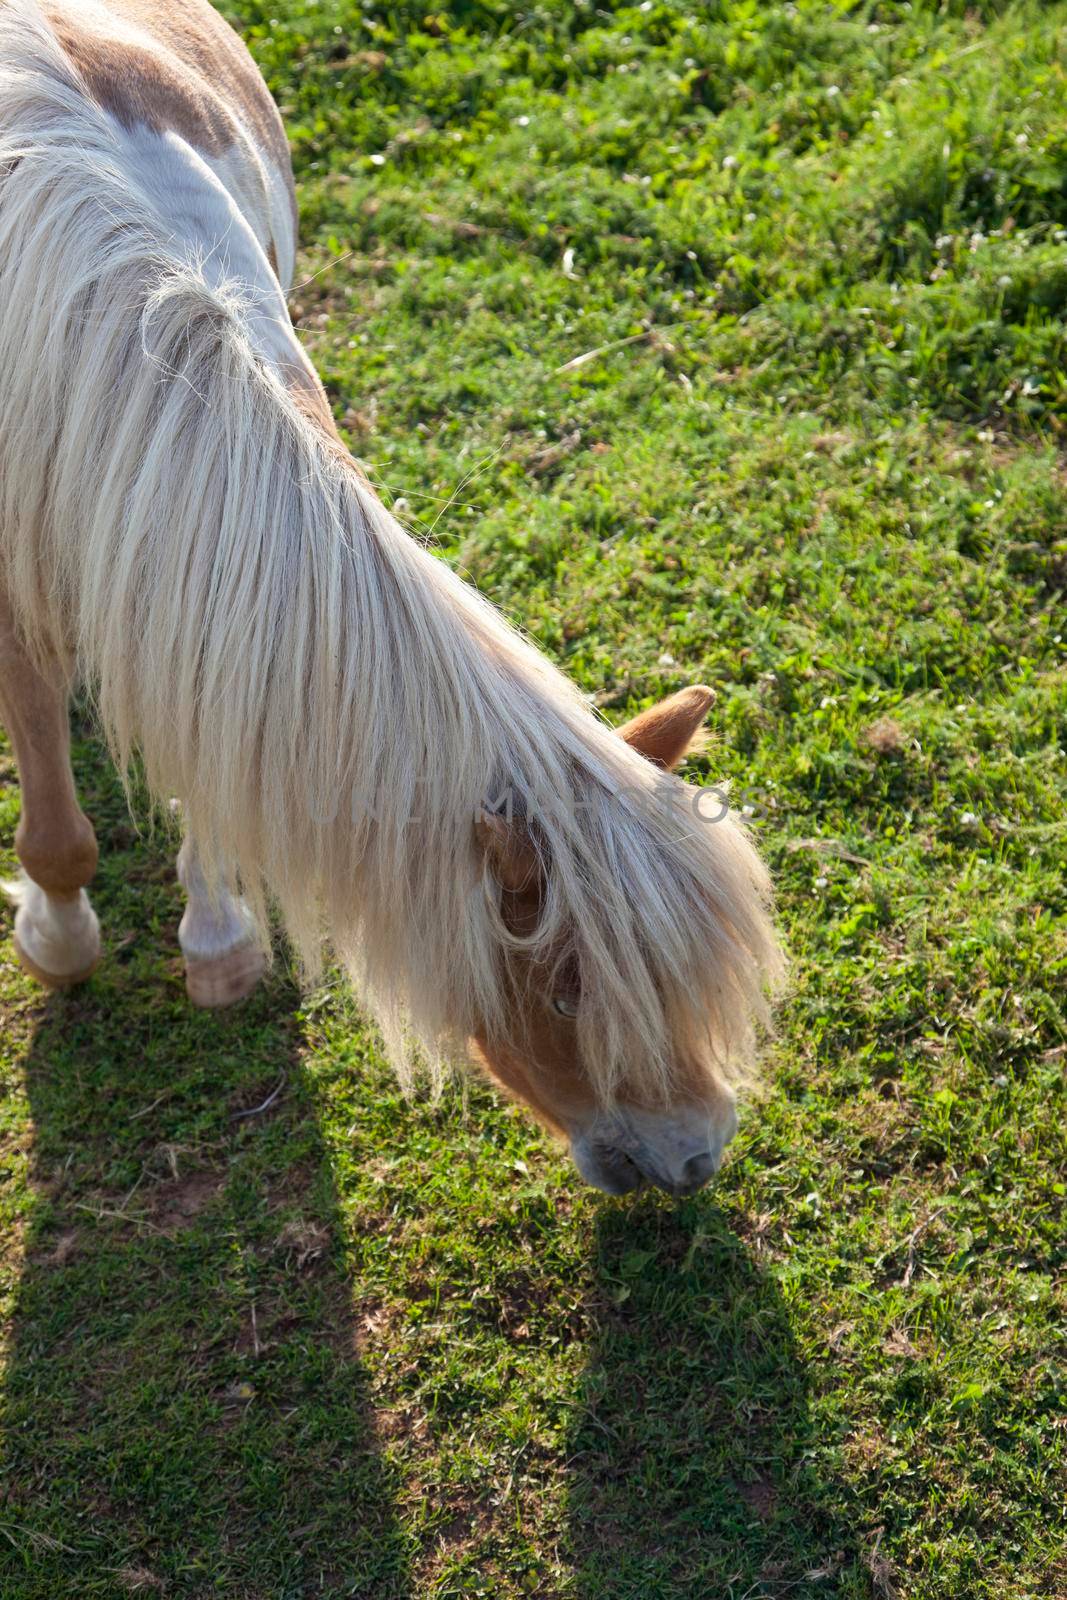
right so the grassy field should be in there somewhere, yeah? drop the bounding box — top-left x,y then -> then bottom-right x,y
2,1 -> 1065,1595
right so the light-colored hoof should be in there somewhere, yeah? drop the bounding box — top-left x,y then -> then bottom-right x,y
13,931 -> 101,989
7,881 -> 102,989
184,939 -> 267,1009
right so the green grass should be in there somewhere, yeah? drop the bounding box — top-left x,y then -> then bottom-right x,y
2,1 -> 1066,1595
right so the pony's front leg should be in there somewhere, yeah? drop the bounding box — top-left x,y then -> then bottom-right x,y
0,592 -> 101,987
176,838 -> 266,1008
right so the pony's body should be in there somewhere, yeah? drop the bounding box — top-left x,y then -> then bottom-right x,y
0,0 -> 782,1195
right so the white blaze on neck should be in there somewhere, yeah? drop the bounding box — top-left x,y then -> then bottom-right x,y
109,117 -> 309,382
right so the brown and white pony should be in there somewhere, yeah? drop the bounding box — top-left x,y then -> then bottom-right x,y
0,0 -> 782,1196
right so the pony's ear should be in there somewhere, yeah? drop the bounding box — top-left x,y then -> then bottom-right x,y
475,812 -> 543,893
618,684 -> 716,770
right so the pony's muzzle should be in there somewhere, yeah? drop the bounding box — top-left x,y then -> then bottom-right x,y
569,1101 -> 737,1198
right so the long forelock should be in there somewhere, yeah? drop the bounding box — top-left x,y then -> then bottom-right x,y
572,778 -> 780,1103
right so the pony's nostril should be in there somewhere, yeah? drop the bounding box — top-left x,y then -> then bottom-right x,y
597,1148 -> 644,1195
680,1151 -> 717,1191
570,1137 -> 646,1195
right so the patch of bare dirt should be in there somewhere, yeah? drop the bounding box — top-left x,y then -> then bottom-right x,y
274,1217 -> 330,1271
148,1169 -> 221,1231
111,1568 -> 166,1594
738,1476 -> 778,1521
864,717 -> 908,757
408,1488 -> 499,1592
37,1228 -> 81,1267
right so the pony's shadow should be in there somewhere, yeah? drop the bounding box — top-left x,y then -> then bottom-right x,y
567,1200 -> 875,1600
1,953 -> 413,1598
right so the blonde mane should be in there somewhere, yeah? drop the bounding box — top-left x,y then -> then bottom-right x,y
0,0 -> 782,1103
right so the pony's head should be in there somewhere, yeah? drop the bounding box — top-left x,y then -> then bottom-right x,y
472,686 -> 776,1197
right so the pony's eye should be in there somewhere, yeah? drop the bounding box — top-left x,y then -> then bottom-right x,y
551,995 -> 579,1020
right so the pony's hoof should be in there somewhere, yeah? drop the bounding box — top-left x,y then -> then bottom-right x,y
184,939 -> 267,1008
13,933 -> 101,988
11,890 -> 102,989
